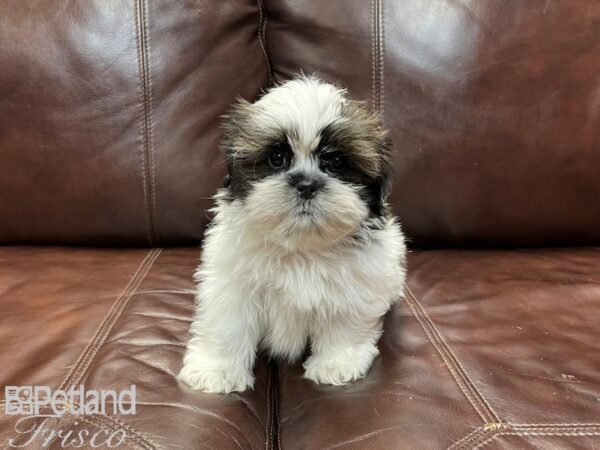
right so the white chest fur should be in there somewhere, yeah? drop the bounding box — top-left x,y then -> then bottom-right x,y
197,200 -> 406,359
180,198 -> 406,392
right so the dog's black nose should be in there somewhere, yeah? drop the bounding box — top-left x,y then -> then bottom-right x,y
295,179 -> 321,199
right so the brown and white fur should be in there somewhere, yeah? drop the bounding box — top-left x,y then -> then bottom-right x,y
179,76 -> 406,393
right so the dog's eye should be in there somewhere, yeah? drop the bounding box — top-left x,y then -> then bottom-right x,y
321,153 -> 346,172
268,149 -> 289,170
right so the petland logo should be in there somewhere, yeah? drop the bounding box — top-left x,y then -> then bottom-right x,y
4,385 -> 136,448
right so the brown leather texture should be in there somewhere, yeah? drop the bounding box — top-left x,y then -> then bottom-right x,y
278,248 -> 600,449
264,0 -> 600,247
2,1 -> 599,246
0,248 -> 274,449
0,0 -> 268,246
1,248 -> 598,449
1,1 -> 600,449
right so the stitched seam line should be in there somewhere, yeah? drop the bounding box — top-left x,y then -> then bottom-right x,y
450,424 -> 600,449
265,362 -> 272,450
371,0 -> 384,114
371,0 -> 378,112
377,0 -> 385,115
58,249 -> 161,391
404,286 -> 499,423
473,428 -> 600,450
257,0 -> 274,86
264,361 -> 280,450
56,249 -> 161,450
510,430 -> 600,435
58,249 -> 156,391
69,249 -> 162,389
450,424 -> 509,450
0,249 -> 158,424
141,0 -> 159,245
11,249 -> 161,450
512,426 -> 600,433
135,0 -> 159,246
473,435 -> 498,450
275,363 -> 281,450
8,250 -> 162,450
513,423 -> 600,427
404,286 -> 495,423
470,432 -> 502,450
407,286 -> 500,422
380,0 -> 385,115
448,425 -> 494,449
134,0 -> 152,245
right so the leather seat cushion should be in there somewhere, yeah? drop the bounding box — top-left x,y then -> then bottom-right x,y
1,247 -> 599,449
277,248 -> 600,449
0,247 -> 272,449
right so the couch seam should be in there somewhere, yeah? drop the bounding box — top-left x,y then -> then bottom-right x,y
448,425 -> 492,449
263,360 -> 280,450
412,287 -> 500,421
471,434 -> 500,450
371,0 -> 377,111
513,428 -> 600,433
275,363 -> 281,450
135,0 -> 160,246
473,427 -> 600,450
53,249 -> 162,450
379,0 -> 385,116
58,248 -> 162,391
404,285 -> 500,424
257,0 -> 274,86
7,247 -> 161,450
134,0 -> 152,245
141,0 -> 159,246
265,361 -> 272,450
77,249 -> 163,389
449,423 -> 509,450
371,0 -> 384,114
58,249 -> 155,391
516,423 -> 600,427
449,423 -> 600,449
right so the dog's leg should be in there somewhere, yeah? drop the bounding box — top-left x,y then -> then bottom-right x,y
303,315 -> 383,385
178,283 -> 260,393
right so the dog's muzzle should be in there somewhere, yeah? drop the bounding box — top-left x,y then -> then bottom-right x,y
287,172 -> 325,200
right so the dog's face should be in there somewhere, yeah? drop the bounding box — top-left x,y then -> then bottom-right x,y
221,77 -> 392,248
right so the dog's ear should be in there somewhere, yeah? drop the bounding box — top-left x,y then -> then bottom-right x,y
221,98 -> 252,160
220,98 -> 253,190
223,174 -> 231,188
367,134 -> 393,216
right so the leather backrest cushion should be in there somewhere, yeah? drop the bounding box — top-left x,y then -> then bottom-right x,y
264,0 -> 600,247
2,1 -> 599,247
0,0 -> 268,245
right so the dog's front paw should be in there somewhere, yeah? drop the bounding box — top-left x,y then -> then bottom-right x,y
178,362 -> 254,394
302,353 -> 375,386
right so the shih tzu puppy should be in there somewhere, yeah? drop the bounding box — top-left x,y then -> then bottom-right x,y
179,76 -> 406,393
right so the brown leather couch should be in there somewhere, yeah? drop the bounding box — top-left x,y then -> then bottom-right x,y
1,1 -> 599,449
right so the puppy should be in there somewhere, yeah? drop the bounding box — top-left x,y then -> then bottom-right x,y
179,76 -> 406,393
